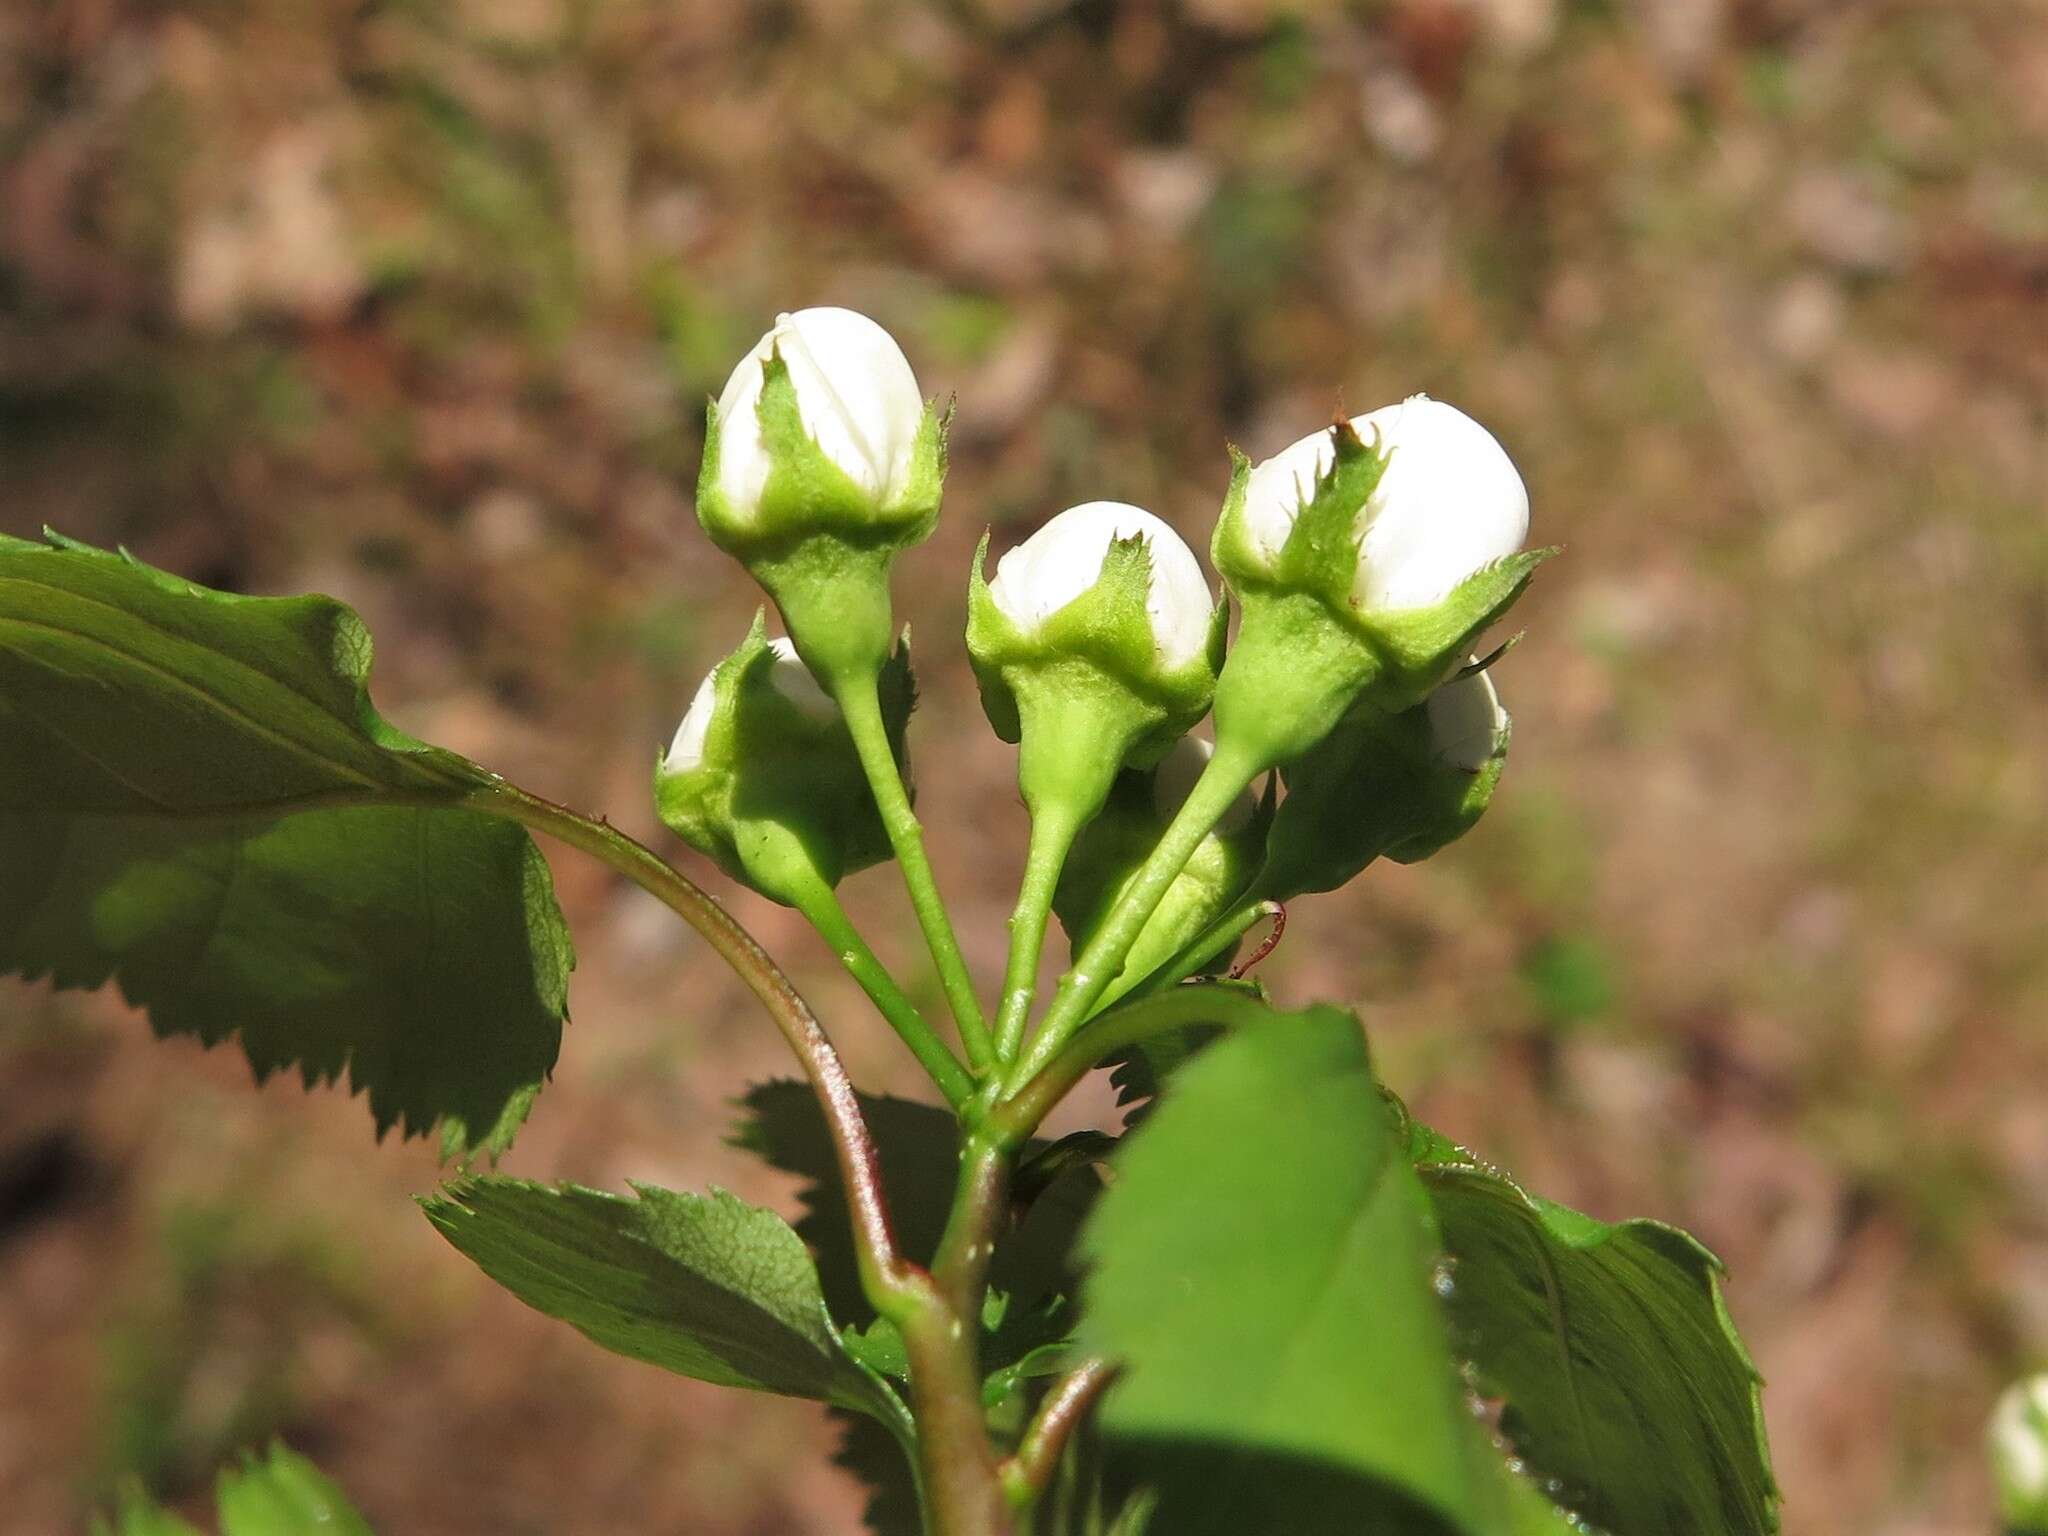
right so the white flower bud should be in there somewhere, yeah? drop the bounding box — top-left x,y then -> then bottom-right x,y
1992,1376 -> 2048,1530
1241,395 -> 1529,612
713,306 -> 925,526
656,620 -> 912,900
664,637 -> 834,776
1423,666 -> 1508,772
986,501 -> 1213,670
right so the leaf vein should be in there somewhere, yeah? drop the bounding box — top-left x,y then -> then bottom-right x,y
0,609 -> 393,793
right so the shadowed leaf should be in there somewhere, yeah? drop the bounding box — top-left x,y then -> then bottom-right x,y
0,533 -> 572,1159
423,1176 -> 905,1425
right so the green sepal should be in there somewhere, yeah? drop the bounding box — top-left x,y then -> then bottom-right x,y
654,614 -> 913,903
1211,423 -> 1386,612
1209,424 -> 1552,770
214,1442 -> 375,1535
1258,694 -> 1510,901
1363,547 -> 1556,710
967,529 -> 1223,830
697,353 -> 946,683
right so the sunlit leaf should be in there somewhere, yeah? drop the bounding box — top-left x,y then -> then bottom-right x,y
1080,1003 -> 1556,1534
1415,1131 -> 1780,1535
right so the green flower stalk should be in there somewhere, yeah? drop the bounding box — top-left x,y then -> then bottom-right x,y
1011,398 -> 1543,1087
1129,661 -> 1514,1001
1054,735 -> 1269,1010
699,306 -> 987,1062
966,501 -> 1224,1060
656,622 -> 971,1106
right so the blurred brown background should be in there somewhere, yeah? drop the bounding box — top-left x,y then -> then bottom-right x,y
2,0 -> 2044,1531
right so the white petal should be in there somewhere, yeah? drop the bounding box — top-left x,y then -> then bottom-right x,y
1423,665 -> 1506,771
664,669 -> 720,773
1352,395 -> 1529,611
987,501 -> 1213,670
1236,396 -> 1529,613
713,307 -> 924,522
765,636 -> 839,721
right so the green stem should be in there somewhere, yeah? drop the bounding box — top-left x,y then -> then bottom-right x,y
479,782 -> 1014,1532
993,983 -> 1274,1142
991,803 -> 1081,1065
920,1131 -> 1015,1533
931,1132 -> 1012,1315
1003,744 -> 1261,1094
782,868 -> 976,1111
899,1303 -> 1014,1536
1000,1358 -> 1117,1512
834,668 -> 995,1072
899,1127 -> 1017,1536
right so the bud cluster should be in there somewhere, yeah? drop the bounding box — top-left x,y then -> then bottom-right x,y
665,302 -> 1548,1092
655,616 -> 912,907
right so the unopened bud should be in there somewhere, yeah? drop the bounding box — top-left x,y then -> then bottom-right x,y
1237,396 -> 1529,616
1207,396 -> 1547,776
968,501 -> 1223,832
696,307 -> 946,686
1260,660 -> 1510,899
655,619 -> 912,903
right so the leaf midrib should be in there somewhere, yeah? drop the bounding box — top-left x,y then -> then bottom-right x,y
0,600 -> 454,796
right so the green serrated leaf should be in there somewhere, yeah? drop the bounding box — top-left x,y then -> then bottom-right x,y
1079,1005 -> 1515,1535
216,1442 -> 374,1536
422,1176 -> 905,1427
2,806 -> 569,1159
0,532 -> 478,811
1416,1137 -> 1781,1535
0,533 -> 572,1160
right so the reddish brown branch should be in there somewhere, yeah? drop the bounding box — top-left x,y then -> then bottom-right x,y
1000,1357 -> 1119,1509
